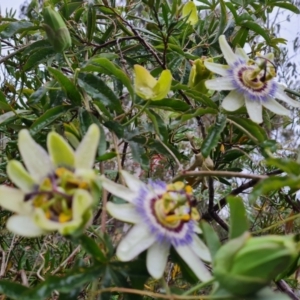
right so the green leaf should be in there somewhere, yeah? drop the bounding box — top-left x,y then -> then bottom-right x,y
23,47 -> 56,72
201,114 -> 227,158
78,108 -> 95,135
146,109 -> 168,142
128,141 -> 149,169
225,2 -> 239,22
180,107 -> 218,123
82,58 -> 134,100
61,1 -> 83,19
78,109 -> 106,155
77,235 -> 107,263
0,91 -> 12,111
0,110 -> 30,125
23,47 -> 56,71
87,5 -> 96,42
30,105 -> 71,135
240,21 -> 271,43
184,89 -> 218,109
228,116 -> 268,143
266,158 -> 300,176
78,73 -> 123,114
23,265 -> 105,299
93,100 -> 113,120
232,27 -> 249,47
29,85 -> 48,105
97,152 -> 117,162
0,21 -> 33,38
270,1 -> 300,14
104,120 -> 124,138
249,176 -> 300,203
227,196 -> 249,240
48,67 -> 82,106
0,280 -> 29,299
211,0 -> 227,44
200,221 -> 221,259
149,98 -> 190,112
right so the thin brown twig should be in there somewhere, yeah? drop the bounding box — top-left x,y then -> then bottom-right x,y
275,280 -> 300,300
202,169 -> 283,221
97,286 -> 223,299
91,36 -> 140,55
208,177 -> 229,231
173,170 -> 267,182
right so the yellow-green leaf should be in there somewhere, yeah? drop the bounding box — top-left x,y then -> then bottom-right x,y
152,70 -> 172,101
134,65 -> 172,101
182,2 -> 198,25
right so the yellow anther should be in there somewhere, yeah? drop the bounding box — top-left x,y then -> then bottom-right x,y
165,214 -> 190,223
185,185 -> 193,194
167,181 -> 185,191
191,208 -> 200,221
78,181 -> 89,189
59,212 -> 72,223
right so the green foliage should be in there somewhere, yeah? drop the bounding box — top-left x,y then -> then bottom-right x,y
0,0 -> 300,298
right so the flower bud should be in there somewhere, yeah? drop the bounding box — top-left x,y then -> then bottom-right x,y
188,58 -> 213,93
42,6 -> 72,52
213,232 -> 298,296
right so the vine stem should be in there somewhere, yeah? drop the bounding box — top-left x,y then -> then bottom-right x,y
97,286 -> 231,299
172,170 -> 268,183
122,100 -> 151,126
182,278 -> 215,295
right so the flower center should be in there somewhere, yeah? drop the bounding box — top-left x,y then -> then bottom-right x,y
238,58 -> 276,92
26,167 -> 90,223
153,182 -> 200,229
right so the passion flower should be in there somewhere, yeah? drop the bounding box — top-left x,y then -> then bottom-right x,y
101,171 -> 212,281
204,35 -> 300,123
0,124 -> 100,237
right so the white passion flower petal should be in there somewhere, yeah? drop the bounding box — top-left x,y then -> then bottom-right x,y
263,98 -> 290,116
235,48 -> 249,62
7,160 -> 36,193
7,215 -> 45,237
116,223 -> 156,261
18,129 -> 54,182
275,86 -> 300,108
147,241 -> 170,279
106,202 -> 141,223
121,170 -> 147,193
190,235 -> 212,262
175,244 -> 212,282
75,124 -> 100,170
0,186 -> 31,214
100,175 -> 137,203
222,90 -> 245,111
47,131 -> 75,168
204,61 -> 229,76
245,98 -> 263,124
205,77 -> 235,91
219,35 -> 238,66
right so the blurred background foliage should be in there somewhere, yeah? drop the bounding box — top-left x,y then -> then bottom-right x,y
1,0 -> 300,299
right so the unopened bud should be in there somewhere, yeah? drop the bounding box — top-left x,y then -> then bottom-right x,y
214,232 -> 298,296
42,6 -> 72,52
188,58 -> 213,93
